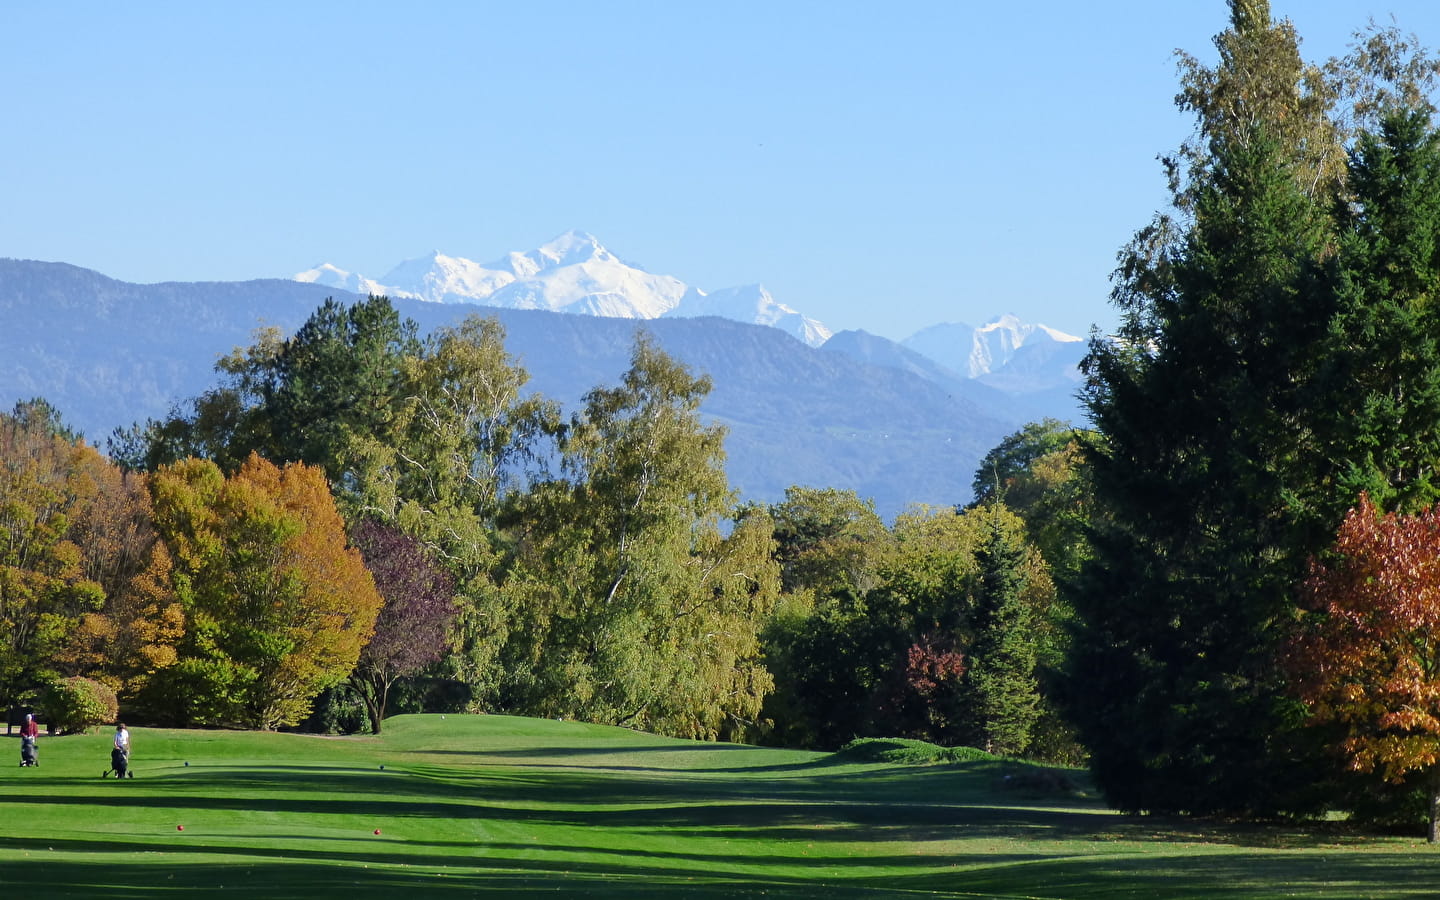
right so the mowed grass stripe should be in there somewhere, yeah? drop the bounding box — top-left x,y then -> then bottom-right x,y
0,714 -> 1436,898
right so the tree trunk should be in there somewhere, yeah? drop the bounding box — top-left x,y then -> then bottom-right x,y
351,676 -> 384,735
1429,777 -> 1439,844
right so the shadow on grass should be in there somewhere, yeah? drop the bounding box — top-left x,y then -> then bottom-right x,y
4,764 -> 1350,852
2,839 -> 1439,899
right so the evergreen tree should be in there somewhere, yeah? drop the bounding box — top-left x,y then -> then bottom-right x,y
1076,112 -> 1336,814
962,511 -> 1039,756
1067,1 -> 1440,816
1317,109 -> 1440,516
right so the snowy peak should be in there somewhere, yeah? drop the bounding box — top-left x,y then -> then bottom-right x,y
666,283 -> 831,347
530,229 -> 612,268
378,251 -> 516,303
294,262 -> 388,297
903,315 -> 1082,379
291,232 -> 831,341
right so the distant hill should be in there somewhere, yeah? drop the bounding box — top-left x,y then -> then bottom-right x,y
1,258 -> 1037,518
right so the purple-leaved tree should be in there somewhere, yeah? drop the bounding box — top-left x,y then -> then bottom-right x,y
348,519 -> 458,733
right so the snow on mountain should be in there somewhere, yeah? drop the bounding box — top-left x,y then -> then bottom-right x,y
480,232 -> 694,318
295,230 -> 830,343
903,314 -> 1082,379
666,284 -> 831,347
294,263 -> 389,297
376,251 -> 517,303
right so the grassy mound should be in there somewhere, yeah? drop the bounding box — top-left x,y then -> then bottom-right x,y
831,736 -> 997,765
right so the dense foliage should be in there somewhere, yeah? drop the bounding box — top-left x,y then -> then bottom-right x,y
1074,0 -> 1440,819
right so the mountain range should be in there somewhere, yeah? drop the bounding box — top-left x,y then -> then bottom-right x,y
2,239 -> 1092,518
297,230 -> 835,348
295,231 -> 1090,376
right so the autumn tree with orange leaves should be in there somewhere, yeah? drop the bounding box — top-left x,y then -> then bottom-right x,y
1289,494 -> 1440,842
147,454 -> 382,729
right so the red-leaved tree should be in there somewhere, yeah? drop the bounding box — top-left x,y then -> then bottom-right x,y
348,519 -> 457,733
1288,494 -> 1440,842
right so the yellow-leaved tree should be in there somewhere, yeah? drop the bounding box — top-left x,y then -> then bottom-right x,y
147,454 -> 382,729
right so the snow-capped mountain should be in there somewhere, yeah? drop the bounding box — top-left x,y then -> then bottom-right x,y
902,314 -> 1083,380
295,230 -> 829,346
293,263 -> 390,298
665,284 -> 831,347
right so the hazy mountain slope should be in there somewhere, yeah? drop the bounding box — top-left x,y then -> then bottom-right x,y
2,260 -> 1020,517
1,259 -> 342,437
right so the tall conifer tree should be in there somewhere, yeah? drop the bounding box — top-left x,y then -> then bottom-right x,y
1318,110 -> 1440,516
963,512 -> 1039,756
1075,1 -> 1338,815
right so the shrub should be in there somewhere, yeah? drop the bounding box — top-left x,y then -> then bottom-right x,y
833,737 -> 996,765
295,685 -> 367,735
41,677 -> 119,734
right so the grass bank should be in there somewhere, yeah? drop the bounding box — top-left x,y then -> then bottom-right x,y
0,714 -> 1434,897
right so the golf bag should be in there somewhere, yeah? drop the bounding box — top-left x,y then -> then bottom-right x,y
19,735 -> 36,767
104,746 -> 131,778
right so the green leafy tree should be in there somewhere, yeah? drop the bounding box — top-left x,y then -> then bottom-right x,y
41,676 -> 118,734
263,295 -> 419,482
970,419 -> 1093,587
501,334 -> 778,739
767,486 -> 891,598
375,315 -> 559,701
763,503 -> 1053,752
115,296 -> 419,487
970,423 -> 1091,762
760,587 -> 909,749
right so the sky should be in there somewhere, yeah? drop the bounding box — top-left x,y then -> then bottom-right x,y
6,2 -> 1440,342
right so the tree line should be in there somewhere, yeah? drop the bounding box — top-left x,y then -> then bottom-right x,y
2,304 -> 1066,759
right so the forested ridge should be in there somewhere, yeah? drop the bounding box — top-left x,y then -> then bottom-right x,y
13,0 -> 1440,841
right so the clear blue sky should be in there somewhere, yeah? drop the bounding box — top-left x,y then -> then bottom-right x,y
5,2 -> 1439,341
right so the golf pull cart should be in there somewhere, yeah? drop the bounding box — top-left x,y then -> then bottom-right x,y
104,747 -> 132,778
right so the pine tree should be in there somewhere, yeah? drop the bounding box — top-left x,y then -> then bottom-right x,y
962,511 -> 1039,756
1076,119 -> 1336,813
1317,109 -> 1440,516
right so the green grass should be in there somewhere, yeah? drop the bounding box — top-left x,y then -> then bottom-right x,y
0,714 -> 1436,897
